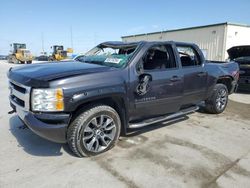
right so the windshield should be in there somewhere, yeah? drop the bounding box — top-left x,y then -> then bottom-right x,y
234,56 -> 250,64
78,43 -> 138,68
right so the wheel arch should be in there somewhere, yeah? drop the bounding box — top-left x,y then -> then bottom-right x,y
70,95 -> 128,136
216,76 -> 233,93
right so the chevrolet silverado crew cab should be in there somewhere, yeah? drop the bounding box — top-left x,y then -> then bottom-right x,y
8,41 -> 239,157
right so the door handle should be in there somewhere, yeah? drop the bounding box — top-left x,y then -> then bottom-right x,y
170,76 -> 181,82
197,72 -> 206,77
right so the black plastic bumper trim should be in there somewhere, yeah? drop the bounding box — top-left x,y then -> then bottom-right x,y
22,112 -> 69,143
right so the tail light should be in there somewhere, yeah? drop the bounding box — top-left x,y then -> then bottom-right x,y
231,70 -> 239,80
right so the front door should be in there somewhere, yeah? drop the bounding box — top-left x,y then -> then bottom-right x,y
128,44 -> 184,121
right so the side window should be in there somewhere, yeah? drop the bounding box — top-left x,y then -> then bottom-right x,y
177,46 -> 201,67
143,45 -> 176,71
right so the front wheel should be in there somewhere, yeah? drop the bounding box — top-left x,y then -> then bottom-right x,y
67,105 -> 121,157
27,61 -> 32,64
205,84 -> 228,114
8,55 -> 18,64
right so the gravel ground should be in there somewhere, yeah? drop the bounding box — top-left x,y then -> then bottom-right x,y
0,60 -> 250,188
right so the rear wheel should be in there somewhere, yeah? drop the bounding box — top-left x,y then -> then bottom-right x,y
205,84 -> 228,114
67,105 -> 121,157
8,58 -> 12,63
27,61 -> 32,64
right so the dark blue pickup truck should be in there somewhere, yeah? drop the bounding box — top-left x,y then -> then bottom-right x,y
8,41 -> 239,157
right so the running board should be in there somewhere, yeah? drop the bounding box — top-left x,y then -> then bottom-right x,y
129,106 -> 199,129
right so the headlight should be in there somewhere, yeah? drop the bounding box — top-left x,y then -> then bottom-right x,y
31,88 -> 64,112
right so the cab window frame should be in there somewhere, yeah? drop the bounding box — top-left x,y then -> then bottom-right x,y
140,43 -> 178,73
177,45 -> 202,68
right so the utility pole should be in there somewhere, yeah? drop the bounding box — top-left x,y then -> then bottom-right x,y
41,32 -> 44,54
70,26 -> 73,49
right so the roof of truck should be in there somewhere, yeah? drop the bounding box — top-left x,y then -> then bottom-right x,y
99,41 -> 141,48
99,41 -> 196,48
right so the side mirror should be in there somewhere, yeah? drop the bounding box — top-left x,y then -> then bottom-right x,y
139,73 -> 152,83
136,73 -> 152,96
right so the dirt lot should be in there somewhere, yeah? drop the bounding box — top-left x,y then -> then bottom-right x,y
0,60 -> 250,188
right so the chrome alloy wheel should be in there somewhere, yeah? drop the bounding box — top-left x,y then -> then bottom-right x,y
82,115 -> 116,152
215,88 -> 228,111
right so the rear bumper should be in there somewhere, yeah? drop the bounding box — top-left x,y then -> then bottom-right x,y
238,76 -> 250,91
11,103 -> 69,143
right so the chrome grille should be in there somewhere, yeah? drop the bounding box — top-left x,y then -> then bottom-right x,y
9,80 -> 31,111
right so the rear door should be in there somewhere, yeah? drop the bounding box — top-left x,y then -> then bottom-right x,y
176,45 -> 207,105
128,43 -> 184,121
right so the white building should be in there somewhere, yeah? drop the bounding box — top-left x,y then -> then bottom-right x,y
121,22 -> 250,61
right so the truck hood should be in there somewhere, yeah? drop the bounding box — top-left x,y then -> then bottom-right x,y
227,46 -> 250,60
8,61 -> 114,87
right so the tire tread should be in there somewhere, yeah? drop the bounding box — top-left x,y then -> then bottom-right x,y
67,105 -> 120,157
205,84 -> 228,114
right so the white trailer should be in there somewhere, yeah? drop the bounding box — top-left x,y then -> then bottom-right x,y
122,22 -> 250,61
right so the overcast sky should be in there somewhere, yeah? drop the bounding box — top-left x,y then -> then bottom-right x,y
0,0 -> 250,55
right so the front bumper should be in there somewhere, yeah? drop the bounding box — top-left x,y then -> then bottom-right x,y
8,78 -> 70,143
11,103 -> 69,143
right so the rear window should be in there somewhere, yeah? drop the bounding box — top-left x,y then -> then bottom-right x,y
177,46 -> 201,67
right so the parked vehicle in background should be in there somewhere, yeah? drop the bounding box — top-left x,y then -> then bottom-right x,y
35,52 -> 49,61
8,41 -> 239,157
0,55 -> 7,60
228,46 -> 250,91
8,43 -> 33,64
48,45 -> 73,61
36,55 -> 49,61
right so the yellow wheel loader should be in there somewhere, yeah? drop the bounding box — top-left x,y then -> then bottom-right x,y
8,43 -> 33,64
48,45 -> 73,61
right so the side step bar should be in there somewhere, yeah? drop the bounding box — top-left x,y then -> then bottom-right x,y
129,106 -> 199,129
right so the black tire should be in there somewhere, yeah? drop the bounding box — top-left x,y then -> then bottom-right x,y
8,59 -> 12,64
205,84 -> 228,114
27,61 -> 32,64
8,55 -> 18,64
48,56 -> 54,61
20,61 -> 25,64
67,105 -> 121,157
13,56 -> 19,64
